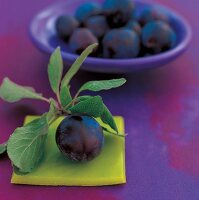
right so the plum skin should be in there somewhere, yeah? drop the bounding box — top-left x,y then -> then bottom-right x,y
102,29 -> 140,58
125,20 -> 142,35
56,115 -> 104,162
69,28 -> 98,55
85,15 -> 109,39
141,21 -> 177,53
55,15 -> 79,41
75,2 -> 101,24
102,0 -> 135,28
138,6 -> 169,26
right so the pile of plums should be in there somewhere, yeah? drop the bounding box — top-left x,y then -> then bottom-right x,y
55,0 -> 177,59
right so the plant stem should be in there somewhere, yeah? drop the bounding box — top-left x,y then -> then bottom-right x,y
62,90 -> 81,110
41,97 -> 50,104
63,97 -> 78,110
58,108 -> 70,115
63,100 -> 74,110
72,91 -> 80,106
55,86 -> 63,111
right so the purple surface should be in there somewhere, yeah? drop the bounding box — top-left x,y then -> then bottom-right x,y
0,0 -> 199,200
30,0 -> 191,73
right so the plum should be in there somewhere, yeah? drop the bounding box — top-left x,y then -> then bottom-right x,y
125,20 -> 141,35
102,29 -> 140,58
75,2 -> 101,24
55,15 -> 79,41
69,28 -> 98,55
138,6 -> 169,26
141,21 -> 177,53
56,115 -> 104,161
85,15 -> 109,39
102,0 -> 135,28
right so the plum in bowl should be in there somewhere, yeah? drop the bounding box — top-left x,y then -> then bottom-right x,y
29,0 -> 192,73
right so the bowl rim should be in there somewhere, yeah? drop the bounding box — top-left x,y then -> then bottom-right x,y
29,0 -> 192,66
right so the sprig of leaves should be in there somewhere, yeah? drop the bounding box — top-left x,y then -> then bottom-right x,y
0,43 -> 126,173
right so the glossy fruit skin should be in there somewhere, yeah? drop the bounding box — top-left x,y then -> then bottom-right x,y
85,15 -> 109,39
75,2 -> 101,24
138,6 -> 169,26
141,21 -> 177,53
69,28 -> 98,55
56,115 -> 104,162
102,29 -> 140,58
125,20 -> 142,35
55,15 -> 79,41
102,0 -> 135,28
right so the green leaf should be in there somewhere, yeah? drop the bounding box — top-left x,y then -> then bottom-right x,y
61,43 -> 98,88
69,95 -> 104,117
7,115 -> 48,173
78,78 -> 126,93
101,104 -> 118,133
60,85 -> 72,108
13,165 -> 29,175
101,126 -> 125,138
0,78 -> 46,103
75,95 -> 92,102
48,47 -> 63,94
0,142 -> 7,154
46,99 -> 58,124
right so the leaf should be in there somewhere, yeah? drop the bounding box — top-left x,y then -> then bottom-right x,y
7,115 -> 48,173
48,47 -> 63,94
69,95 -> 104,117
60,85 -> 72,108
75,95 -> 92,102
101,126 -> 125,138
101,104 -> 118,133
46,99 -> 58,124
13,165 -> 29,175
78,78 -> 126,93
0,78 -> 46,103
61,43 -> 98,88
0,142 -> 7,154
24,87 -> 37,92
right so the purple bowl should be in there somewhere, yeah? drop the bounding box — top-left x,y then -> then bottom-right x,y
29,0 -> 192,73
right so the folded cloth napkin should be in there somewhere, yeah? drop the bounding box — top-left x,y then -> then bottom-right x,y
11,116 -> 126,186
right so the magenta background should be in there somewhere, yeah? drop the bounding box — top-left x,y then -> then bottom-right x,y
0,0 -> 199,199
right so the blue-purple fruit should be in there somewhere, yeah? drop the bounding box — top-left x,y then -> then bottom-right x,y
55,15 -> 79,41
69,28 -> 98,54
56,115 -> 104,162
85,15 -> 109,39
75,2 -> 101,24
141,21 -> 177,53
138,6 -> 169,26
125,20 -> 142,35
103,0 -> 135,28
102,29 -> 140,58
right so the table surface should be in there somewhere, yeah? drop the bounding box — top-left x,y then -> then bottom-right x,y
0,0 -> 199,199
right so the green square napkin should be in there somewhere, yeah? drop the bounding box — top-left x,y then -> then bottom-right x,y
11,116 -> 126,186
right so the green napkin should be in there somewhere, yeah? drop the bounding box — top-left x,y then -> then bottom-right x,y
11,116 -> 126,186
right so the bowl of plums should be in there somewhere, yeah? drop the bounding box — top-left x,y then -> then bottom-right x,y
30,0 -> 192,73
